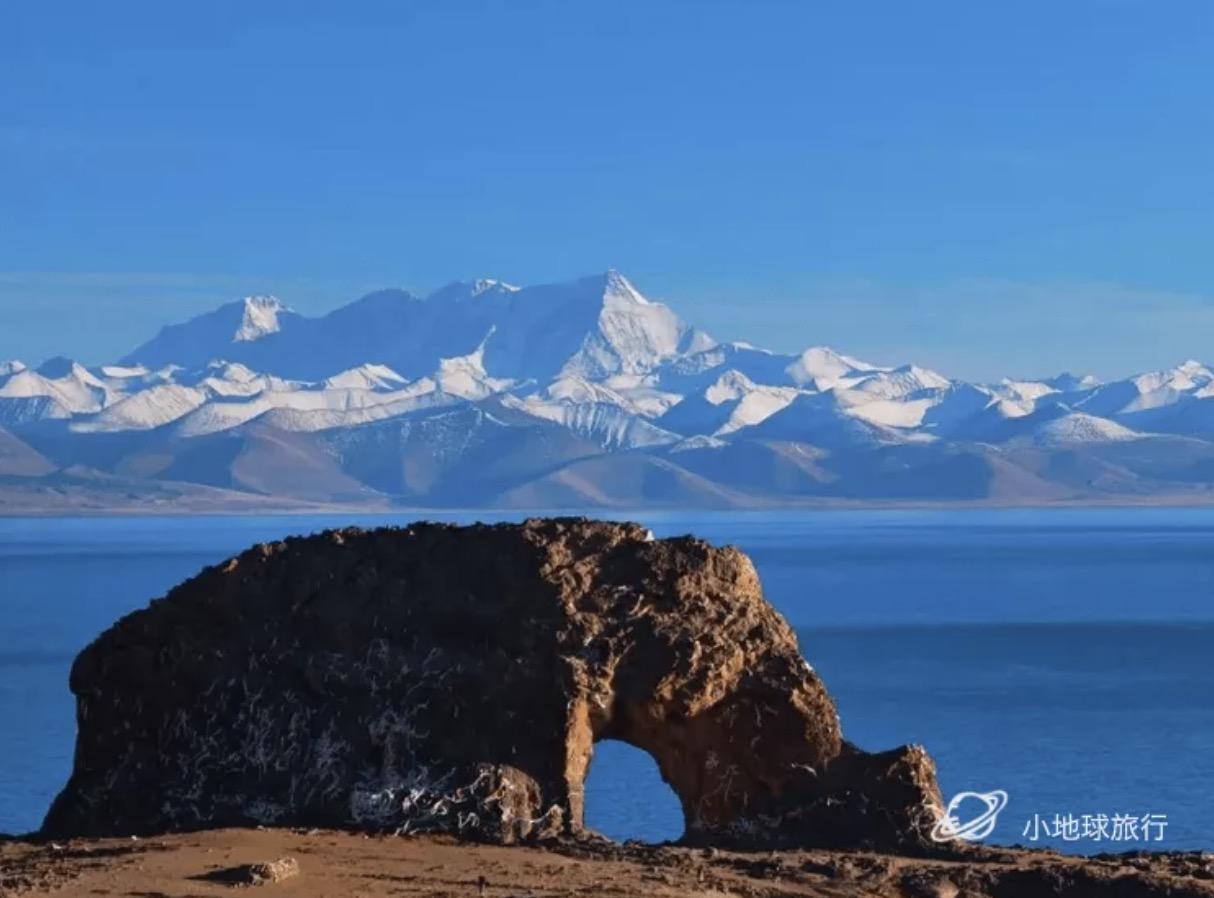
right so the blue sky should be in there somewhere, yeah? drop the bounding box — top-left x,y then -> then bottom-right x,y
2,1 -> 1212,380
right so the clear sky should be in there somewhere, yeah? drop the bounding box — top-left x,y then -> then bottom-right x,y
2,1 -> 1213,380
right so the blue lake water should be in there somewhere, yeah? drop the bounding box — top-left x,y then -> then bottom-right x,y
2,509 -> 1213,852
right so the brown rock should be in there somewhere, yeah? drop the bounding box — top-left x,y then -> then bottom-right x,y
43,518 -> 942,849
246,856 -> 300,885
197,856 -> 301,886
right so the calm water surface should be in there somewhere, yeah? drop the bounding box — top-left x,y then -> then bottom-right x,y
2,509 -> 1213,852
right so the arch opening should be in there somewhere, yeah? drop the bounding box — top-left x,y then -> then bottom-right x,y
582,739 -> 684,843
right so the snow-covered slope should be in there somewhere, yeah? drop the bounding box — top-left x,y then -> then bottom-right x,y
658,370 -> 799,437
71,384 -> 210,433
747,390 -> 927,449
1005,409 -> 1142,447
517,398 -> 679,450
433,339 -> 513,400
656,342 -> 798,393
1074,361 -> 1209,417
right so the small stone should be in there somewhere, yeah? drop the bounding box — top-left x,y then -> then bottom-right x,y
245,857 -> 300,885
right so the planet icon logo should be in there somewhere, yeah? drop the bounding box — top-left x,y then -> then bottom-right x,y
930,789 -> 1009,843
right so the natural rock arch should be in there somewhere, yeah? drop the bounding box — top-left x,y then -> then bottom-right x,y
582,739 -> 683,841
45,519 -> 942,849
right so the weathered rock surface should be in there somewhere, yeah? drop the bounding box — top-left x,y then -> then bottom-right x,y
241,856 -> 300,885
44,518 -> 942,849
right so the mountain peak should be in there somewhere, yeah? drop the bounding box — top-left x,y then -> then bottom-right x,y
1045,371 -> 1101,392
891,364 -> 951,388
602,269 -> 649,306
201,360 -> 260,383
323,362 -> 410,392
36,357 -> 103,386
786,346 -> 880,389
120,295 -> 300,370
234,295 -> 289,342
472,278 -> 518,296
704,369 -> 758,404
428,279 -> 519,303
435,328 -> 513,399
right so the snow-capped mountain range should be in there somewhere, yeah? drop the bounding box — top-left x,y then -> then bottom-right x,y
4,270 -> 1214,510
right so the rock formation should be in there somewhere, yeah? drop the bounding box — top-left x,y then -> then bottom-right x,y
44,518 -> 942,849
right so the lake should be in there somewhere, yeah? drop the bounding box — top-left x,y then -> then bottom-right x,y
2,508 -> 1212,852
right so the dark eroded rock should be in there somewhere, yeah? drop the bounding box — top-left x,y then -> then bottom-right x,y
43,518 -> 942,848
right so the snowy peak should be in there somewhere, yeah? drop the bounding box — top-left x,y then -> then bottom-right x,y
121,295 -> 301,370
847,364 -> 951,400
323,363 -> 411,392
427,279 -> 520,303
658,368 -> 799,437
1045,372 -> 1101,392
749,390 -> 919,449
1132,360 -> 1214,395
203,360 -> 260,383
786,346 -> 881,390
1,358 -> 111,417
36,356 -> 103,385
1014,411 -> 1141,447
435,330 -> 513,400
704,370 -> 758,404
233,296 -> 290,342
555,271 -> 714,380
467,278 -> 518,297
602,269 -> 650,306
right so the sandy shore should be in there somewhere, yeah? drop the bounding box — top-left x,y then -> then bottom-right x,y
3,827 -> 1214,898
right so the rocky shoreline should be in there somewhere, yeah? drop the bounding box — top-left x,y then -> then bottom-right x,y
8,518 -> 1209,897
5,827 -> 1214,897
